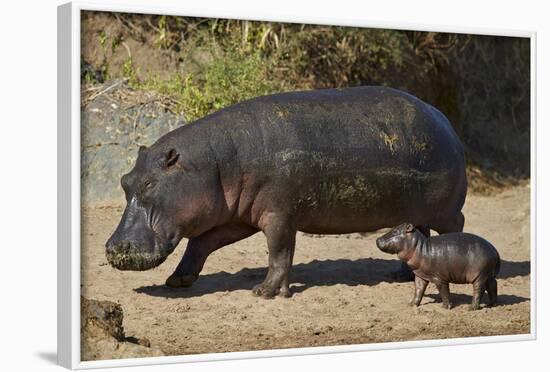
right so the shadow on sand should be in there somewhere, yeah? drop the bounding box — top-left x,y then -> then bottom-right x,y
424,292 -> 529,307
135,258 -> 530,299
498,260 -> 531,279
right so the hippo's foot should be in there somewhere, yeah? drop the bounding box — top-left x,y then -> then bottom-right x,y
165,274 -> 198,288
442,302 -> 453,310
279,286 -> 292,298
252,282 -> 279,299
252,281 -> 292,299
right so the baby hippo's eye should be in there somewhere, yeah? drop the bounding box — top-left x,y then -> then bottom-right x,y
142,179 -> 157,191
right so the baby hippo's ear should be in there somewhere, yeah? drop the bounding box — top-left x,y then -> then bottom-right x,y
160,148 -> 180,169
405,224 -> 415,233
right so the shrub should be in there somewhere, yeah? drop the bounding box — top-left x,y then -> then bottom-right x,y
126,47 -> 277,121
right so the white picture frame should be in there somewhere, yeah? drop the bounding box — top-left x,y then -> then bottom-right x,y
58,1 -> 537,369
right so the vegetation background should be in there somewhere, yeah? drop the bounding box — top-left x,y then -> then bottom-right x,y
81,11 -> 530,194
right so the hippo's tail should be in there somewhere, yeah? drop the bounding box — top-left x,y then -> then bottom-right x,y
494,252 -> 501,277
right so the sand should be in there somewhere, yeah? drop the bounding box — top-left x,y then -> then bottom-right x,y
81,183 -> 530,359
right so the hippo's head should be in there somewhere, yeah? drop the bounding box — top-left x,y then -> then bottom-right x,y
375,223 -> 416,254
105,144 -> 221,271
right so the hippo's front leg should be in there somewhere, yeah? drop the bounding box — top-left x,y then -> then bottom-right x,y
165,224 -> 258,288
252,214 -> 296,299
410,275 -> 428,306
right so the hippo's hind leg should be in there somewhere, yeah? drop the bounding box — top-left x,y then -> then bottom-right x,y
252,213 -> 296,299
165,224 -> 258,288
485,277 -> 498,307
434,280 -> 452,309
471,276 -> 488,310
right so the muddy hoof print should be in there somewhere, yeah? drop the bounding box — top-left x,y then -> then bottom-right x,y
252,283 -> 279,299
165,274 -> 197,288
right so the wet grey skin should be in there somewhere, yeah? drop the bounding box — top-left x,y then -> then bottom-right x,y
376,223 -> 501,310
106,86 -> 467,299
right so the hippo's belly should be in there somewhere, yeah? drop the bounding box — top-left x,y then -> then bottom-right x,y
268,165 -> 455,234
293,169 -> 448,234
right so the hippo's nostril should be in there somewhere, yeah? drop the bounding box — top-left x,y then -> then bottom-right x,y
121,241 -> 131,252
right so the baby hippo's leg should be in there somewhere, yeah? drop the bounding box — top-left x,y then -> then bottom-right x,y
485,277 -> 498,307
410,276 -> 428,306
435,282 -> 452,309
471,277 -> 487,310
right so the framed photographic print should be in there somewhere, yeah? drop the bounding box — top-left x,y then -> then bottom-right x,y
58,1 -> 536,369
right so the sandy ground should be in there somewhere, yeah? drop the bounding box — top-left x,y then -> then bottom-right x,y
81,184 -> 531,359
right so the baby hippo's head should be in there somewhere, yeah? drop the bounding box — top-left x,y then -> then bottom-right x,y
376,223 -> 416,254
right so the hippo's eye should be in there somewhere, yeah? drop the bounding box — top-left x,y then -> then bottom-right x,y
142,179 -> 156,191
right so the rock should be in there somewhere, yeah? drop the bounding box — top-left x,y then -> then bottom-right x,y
81,296 -> 125,341
81,296 -> 164,361
81,80 -> 185,204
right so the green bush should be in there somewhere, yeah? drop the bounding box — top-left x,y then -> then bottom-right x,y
126,47 -> 277,121
203,51 -> 278,112
88,16 -> 446,122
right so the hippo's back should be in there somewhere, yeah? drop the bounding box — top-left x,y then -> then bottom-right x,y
219,86 -> 463,173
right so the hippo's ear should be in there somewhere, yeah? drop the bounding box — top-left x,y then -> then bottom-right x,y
138,145 -> 148,154
160,148 -> 180,169
405,224 -> 415,233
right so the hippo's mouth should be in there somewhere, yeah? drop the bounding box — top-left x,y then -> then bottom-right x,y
106,245 -> 170,271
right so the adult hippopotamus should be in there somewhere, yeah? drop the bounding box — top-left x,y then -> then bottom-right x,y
105,86 -> 467,298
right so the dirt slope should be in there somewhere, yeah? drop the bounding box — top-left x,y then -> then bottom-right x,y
81,184 -> 530,359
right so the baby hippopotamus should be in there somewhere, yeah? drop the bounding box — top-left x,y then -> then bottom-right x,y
376,223 -> 500,310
